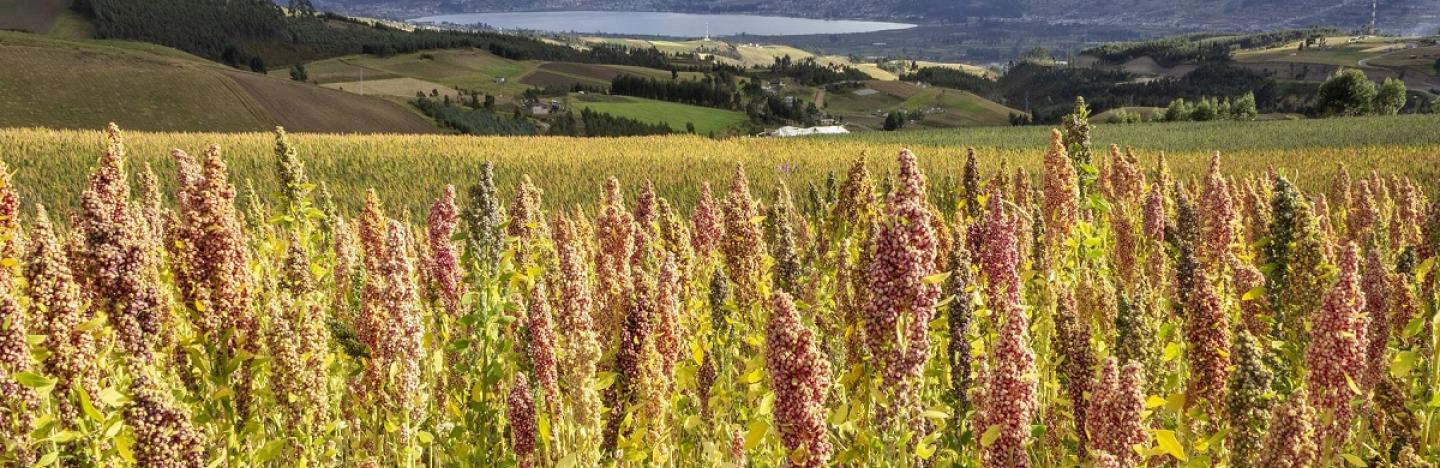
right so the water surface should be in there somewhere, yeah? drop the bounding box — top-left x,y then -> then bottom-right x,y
411,11 -> 916,37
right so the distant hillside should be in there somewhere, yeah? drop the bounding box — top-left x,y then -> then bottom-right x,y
0,31 -> 436,133
72,0 -> 678,69
322,0 -> 1440,34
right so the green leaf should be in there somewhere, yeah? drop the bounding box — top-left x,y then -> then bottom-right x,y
743,419 -> 769,450
77,386 -> 103,423
979,425 -> 1001,447
1340,453 -> 1367,467
49,430 -> 83,443
920,408 -> 950,420
1241,286 -> 1266,301
102,418 -> 124,439
1415,257 -> 1435,282
556,454 -> 578,468
1403,314 -> 1426,339
1391,351 -> 1419,378
254,439 -> 286,464
1155,429 -> 1186,461
14,372 -> 54,390
594,372 -> 617,391
32,451 -> 58,467
99,386 -> 128,406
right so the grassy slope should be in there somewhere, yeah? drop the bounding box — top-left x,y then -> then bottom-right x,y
1234,36 -> 1399,67
5,115 -> 1437,219
568,95 -> 748,134
823,81 -> 1023,130
0,31 -> 434,133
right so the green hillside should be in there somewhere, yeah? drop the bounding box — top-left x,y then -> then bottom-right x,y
0,31 -> 436,133
568,95 -> 748,134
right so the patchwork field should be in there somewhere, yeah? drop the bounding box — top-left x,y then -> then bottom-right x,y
567,94 -> 748,134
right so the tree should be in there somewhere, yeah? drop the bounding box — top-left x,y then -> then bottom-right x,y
882,110 -> 907,131
1232,92 -> 1258,120
1020,47 -> 1050,62
1165,98 -> 1192,122
1315,69 -> 1376,117
289,0 -> 316,16
484,94 -> 496,110
1434,57 -> 1440,76
289,64 -> 308,82
1191,97 -> 1218,121
249,56 -> 267,73
1372,78 -> 1407,115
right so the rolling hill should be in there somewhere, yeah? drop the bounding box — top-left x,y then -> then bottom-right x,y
0,31 -> 436,133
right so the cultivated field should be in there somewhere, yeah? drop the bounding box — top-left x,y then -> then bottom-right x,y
567,95 -> 749,134
0,122 -> 1436,466
3,114 -> 1437,219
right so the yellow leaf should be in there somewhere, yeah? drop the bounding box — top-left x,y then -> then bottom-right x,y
744,419 -> 769,450
99,387 -> 128,406
76,316 -> 107,332
979,425 -> 1002,447
922,271 -> 952,285
1163,342 -> 1182,362
1165,393 -> 1186,413
1340,454 -> 1367,467
1154,429 -> 1186,461
1145,395 -> 1166,409
691,340 -> 704,367
0,258 -> 16,268
915,432 -> 938,459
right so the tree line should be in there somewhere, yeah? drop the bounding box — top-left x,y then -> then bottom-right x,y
609,75 -> 738,110
1082,28 -> 1342,67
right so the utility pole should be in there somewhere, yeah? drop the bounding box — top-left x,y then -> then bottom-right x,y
1370,0 -> 1378,36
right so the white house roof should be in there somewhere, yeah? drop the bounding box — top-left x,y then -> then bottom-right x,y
770,125 -> 850,137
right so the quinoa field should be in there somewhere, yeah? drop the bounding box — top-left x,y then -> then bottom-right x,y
0,118 -> 1439,467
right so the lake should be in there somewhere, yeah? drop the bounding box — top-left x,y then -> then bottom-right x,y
410,11 -> 916,37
